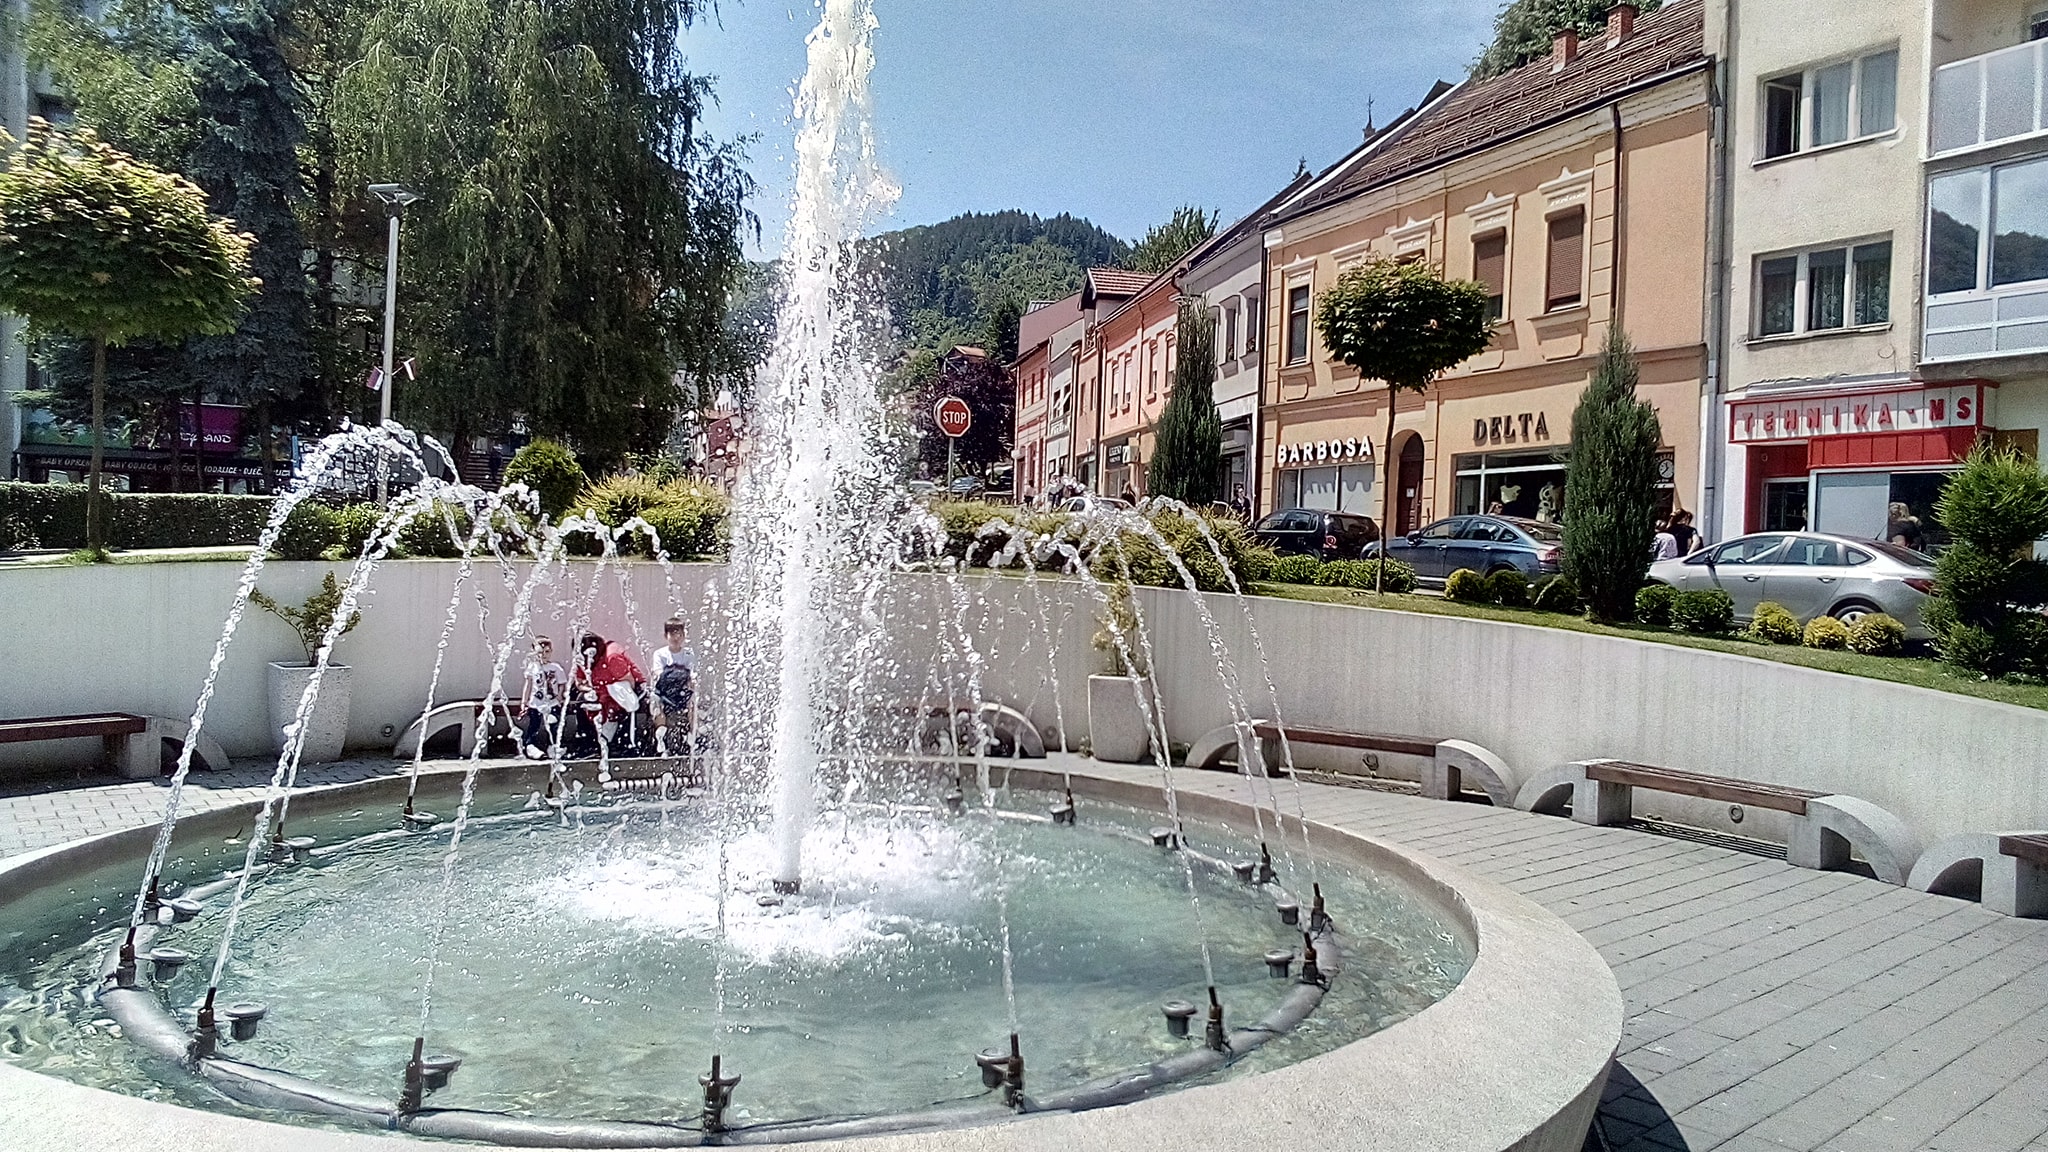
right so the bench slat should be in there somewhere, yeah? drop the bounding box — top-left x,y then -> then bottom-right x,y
1585,760 -> 1823,815
0,714 -> 148,745
1999,835 -> 2048,867
1249,724 -> 1439,760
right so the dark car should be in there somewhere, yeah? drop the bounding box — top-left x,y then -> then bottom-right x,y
1254,509 -> 1381,561
1365,514 -> 1563,584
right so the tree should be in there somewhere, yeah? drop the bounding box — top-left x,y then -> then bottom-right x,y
0,121 -> 257,551
333,0 -> 754,466
1925,446 -> 2048,678
1128,205 -> 1218,275
1315,257 -> 1494,592
1475,0 -> 1665,78
910,351 -> 1013,479
1561,325 -> 1664,622
1148,299 -> 1223,506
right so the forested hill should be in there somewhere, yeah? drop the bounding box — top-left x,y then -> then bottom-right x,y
869,210 -> 1131,361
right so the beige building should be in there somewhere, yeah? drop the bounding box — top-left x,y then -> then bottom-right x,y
1258,1 -> 1711,537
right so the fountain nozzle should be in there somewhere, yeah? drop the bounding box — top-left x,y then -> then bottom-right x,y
191,988 -> 219,1062
400,1036 -> 427,1114
1149,826 -> 1179,849
1310,883 -> 1331,933
1049,789 -> 1076,825
771,878 -> 800,896
1300,933 -> 1325,985
147,947 -> 190,982
1204,986 -> 1227,1052
943,789 -> 965,816
1004,1032 -> 1024,1108
115,926 -> 139,988
225,1002 -> 267,1041
1276,897 -> 1300,927
1258,843 -> 1277,885
1231,860 -> 1257,883
1264,949 -> 1295,978
700,1054 -> 741,1133
1161,999 -> 1197,1038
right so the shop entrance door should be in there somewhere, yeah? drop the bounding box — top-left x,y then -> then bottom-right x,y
1396,438 -> 1425,536
1762,479 -> 1810,532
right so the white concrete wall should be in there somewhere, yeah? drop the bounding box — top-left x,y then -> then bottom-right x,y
1134,587 -> 2048,845
3,562 -> 2041,845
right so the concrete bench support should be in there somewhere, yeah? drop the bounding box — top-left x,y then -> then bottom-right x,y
1513,761 -> 1627,823
131,717 -> 233,779
394,702 -> 509,761
1421,740 -> 1520,807
1786,795 -> 1923,886
1908,832 -> 2048,917
1185,723 -> 1257,773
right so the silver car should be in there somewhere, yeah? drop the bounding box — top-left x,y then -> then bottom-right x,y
1647,532 -> 1937,638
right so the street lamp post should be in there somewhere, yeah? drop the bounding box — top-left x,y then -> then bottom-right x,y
369,183 -> 421,504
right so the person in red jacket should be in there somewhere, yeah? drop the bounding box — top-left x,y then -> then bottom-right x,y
572,632 -> 649,756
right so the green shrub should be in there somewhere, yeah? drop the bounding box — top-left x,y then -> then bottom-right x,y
0,482 -> 274,551
273,500 -> 339,560
327,504 -> 383,559
574,475 -> 731,559
1488,568 -> 1532,607
1531,574 -> 1581,614
1362,559 -> 1419,594
1746,601 -> 1803,645
1930,446 -> 2048,678
1671,589 -> 1735,634
1635,583 -> 1678,626
503,439 -> 587,519
1314,559 -> 1374,589
1444,567 -> 1492,603
1270,553 -> 1322,584
394,500 -> 472,558
1802,615 -> 1850,650
1847,613 -> 1907,657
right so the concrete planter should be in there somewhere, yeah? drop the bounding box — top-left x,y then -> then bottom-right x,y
265,662 -> 352,765
1087,674 -> 1151,763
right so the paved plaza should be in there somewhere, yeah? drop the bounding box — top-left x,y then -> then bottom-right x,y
3,756 -> 2045,1152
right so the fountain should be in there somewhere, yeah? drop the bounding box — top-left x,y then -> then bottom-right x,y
0,3 -> 1625,1149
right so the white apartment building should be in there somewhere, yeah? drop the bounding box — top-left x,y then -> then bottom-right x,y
1709,0 -> 2048,549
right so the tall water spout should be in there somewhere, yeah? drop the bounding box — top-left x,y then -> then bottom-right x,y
736,0 -> 898,892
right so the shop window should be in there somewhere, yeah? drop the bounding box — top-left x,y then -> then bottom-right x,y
1927,157 -> 2048,294
1754,239 -> 1891,337
1760,48 -> 1897,160
1279,464 -> 1374,513
1454,450 -> 1568,521
1473,232 -> 1507,323
1545,211 -> 1584,311
1285,284 -> 1312,365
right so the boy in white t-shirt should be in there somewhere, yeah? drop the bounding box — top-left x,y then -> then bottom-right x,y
519,637 -> 568,759
651,617 -> 696,754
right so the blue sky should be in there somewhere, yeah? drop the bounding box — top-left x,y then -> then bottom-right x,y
682,1 -> 1503,256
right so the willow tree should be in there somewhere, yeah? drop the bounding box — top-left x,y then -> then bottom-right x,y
0,121 -> 257,552
334,0 -> 753,465
1148,299 -> 1223,507
1316,257 -> 1493,593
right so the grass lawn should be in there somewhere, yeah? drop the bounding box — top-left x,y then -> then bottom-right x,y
1247,581 -> 2048,714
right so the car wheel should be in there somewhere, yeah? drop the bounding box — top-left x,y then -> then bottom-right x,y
1830,601 -> 1882,627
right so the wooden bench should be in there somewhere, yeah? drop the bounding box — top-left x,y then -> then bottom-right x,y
1,712 -> 230,779
1184,721 -> 1519,807
1517,759 -> 1923,885
1909,831 -> 2048,917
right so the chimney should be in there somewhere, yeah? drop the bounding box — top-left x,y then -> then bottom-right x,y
1606,2 -> 1638,46
1551,27 -> 1580,72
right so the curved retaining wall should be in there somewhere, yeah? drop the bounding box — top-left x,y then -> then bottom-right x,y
0,761 -> 1620,1152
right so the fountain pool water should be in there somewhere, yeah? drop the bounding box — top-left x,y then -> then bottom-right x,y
0,779 -> 1470,1136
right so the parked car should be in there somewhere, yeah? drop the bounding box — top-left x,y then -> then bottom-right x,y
947,475 -> 986,497
1364,515 -> 1563,584
907,479 -> 940,499
1647,532 -> 1936,638
1058,495 -> 1132,515
1253,509 -> 1381,561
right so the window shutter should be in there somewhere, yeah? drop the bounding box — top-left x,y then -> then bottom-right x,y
1474,233 -> 1507,296
1546,212 -> 1584,309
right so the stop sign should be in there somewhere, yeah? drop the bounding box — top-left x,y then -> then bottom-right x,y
933,396 -> 973,439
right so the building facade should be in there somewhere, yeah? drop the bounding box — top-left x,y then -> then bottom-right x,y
1093,272 -> 1180,498
1258,1 -> 1712,537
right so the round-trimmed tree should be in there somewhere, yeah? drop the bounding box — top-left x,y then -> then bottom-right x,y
1315,256 -> 1494,592
0,120 -> 256,552
1147,298 -> 1223,507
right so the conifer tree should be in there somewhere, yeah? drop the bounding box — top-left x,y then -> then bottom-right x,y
1147,299 -> 1222,507
1561,325 -> 1664,621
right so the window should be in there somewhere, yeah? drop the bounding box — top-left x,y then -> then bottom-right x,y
1420,519 -> 1462,541
1285,284 -> 1312,364
1927,157 -> 2048,294
1473,232 -> 1507,323
1222,306 -> 1238,361
1545,211 -> 1584,311
1753,240 -> 1891,337
1148,341 -> 1160,400
1778,538 -> 1843,566
1245,296 -> 1261,352
2033,9 -> 2048,39
1710,536 -> 1790,565
1761,49 -> 1898,160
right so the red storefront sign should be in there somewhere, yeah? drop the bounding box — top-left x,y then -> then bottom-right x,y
1729,383 -> 1992,444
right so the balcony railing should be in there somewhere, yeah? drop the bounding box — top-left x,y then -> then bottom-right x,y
1925,283 -> 2048,362
1930,39 -> 2048,157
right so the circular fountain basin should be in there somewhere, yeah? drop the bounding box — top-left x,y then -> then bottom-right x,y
0,762 -> 1621,1151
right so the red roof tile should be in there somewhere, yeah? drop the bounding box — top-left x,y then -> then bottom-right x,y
1286,0 -> 1706,217
1085,268 -> 1156,298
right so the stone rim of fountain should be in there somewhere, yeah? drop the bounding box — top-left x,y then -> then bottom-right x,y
0,759 -> 1623,1152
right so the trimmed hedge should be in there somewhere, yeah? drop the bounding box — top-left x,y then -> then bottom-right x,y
1746,601 -> 1802,645
1444,567 -> 1491,603
1488,568 -> 1532,607
0,482 -> 274,551
1635,583 -> 1677,626
1531,574 -> 1580,614
1672,589 -> 1735,634
1847,613 -> 1907,657
1802,615 -> 1851,650
1269,553 -> 1322,585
